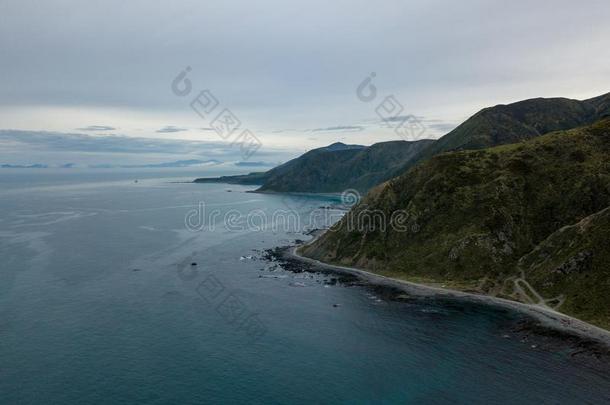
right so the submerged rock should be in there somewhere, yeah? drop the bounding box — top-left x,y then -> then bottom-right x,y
289,281 -> 307,287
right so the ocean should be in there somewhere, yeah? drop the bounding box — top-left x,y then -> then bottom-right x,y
1,170 -> 609,404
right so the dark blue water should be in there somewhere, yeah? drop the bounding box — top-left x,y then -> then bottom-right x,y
1,171 -> 609,404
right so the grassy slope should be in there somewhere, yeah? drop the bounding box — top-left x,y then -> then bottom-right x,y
389,93 -> 610,179
302,118 -> 610,327
519,207 -> 610,328
193,143 -> 365,186
195,93 -> 610,193
257,140 -> 434,193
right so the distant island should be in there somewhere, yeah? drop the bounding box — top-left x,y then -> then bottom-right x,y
1,159 -> 224,169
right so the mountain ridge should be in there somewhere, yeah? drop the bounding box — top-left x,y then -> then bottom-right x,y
387,92 -> 610,179
301,117 -> 610,328
195,92 -> 610,193
195,139 -> 434,193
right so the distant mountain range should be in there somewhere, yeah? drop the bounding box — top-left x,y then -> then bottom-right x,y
260,140 -> 439,193
195,140 -> 434,192
110,159 -> 223,168
195,92 -> 610,193
1,159 -> 223,169
1,163 -> 50,169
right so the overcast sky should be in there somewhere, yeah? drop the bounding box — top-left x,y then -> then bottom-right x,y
1,0 -> 610,165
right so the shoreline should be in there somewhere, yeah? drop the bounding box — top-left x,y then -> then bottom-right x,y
193,180 -> 610,349
286,233 -> 610,350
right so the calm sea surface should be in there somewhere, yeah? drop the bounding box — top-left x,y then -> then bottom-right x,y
1,170 -> 609,404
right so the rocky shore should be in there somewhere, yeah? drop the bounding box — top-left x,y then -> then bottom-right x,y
262,240 -> 610,368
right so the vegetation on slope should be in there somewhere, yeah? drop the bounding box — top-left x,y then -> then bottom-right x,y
195,92 -> 610,194
389,92 -> 610,177
519,207 -> 610,328
195,140 -> 434,193
258,140 -> 433,193
301,118 -> 610,327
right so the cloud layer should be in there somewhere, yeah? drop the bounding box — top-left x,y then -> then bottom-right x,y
1,0 -> 609,155
0,130 -> 290,167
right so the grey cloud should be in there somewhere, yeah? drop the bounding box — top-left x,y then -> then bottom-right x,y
1,0 -> 609,147
369,114 -> 458,137
0,130 -> 286,158
234,161 -> 274,167
156,126 -> 188,133
118,159 -> 223,168
380,116 -> 414,123
427,122 -> 458,134
0,130 -> 202,154
418,118 -> 459,135
310,126 -> 365,132
0,130 -> 299,167
269,126 -> 364,134
76,125 -> 116,131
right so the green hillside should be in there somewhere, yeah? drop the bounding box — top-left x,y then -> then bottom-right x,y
519,207 -> 610,328
389,92 -> 610,178
301,118 -> 610,328
195,93 -> 610,194
258,140 -> 433,193
195,140 -> 433,193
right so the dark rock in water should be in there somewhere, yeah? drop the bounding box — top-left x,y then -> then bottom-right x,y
508,318 -> 610,366
289,282 -> 307,287
324,278 -> 338,286
260,246 -> 360,283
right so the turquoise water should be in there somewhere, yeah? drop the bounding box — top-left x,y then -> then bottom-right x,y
1,170 -> 609,404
